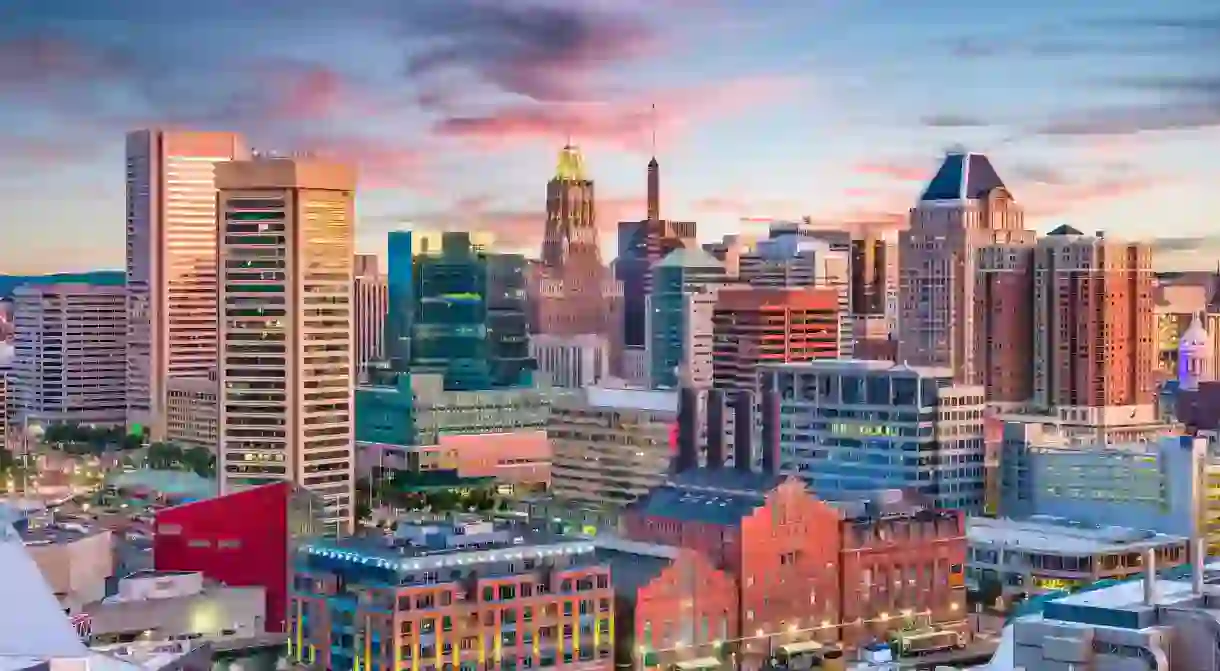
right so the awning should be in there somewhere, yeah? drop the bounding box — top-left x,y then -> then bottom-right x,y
674,657 -> 721,670
779,640 -> 823,655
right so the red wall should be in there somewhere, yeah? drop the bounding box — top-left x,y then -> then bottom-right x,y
632,550 -> 738,658
153,483 -> 291,632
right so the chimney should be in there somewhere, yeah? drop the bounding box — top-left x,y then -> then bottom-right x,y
675,387 -> 699,473
733,391 -> 754,473
706,389 -> 726,469
760,375 -> 781,475
1143,547 -> 1158,605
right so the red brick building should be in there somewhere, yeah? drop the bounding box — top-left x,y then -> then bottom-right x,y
622,468 -> 967,656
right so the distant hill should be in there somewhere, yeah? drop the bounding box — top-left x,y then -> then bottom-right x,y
0,271 -> 125,299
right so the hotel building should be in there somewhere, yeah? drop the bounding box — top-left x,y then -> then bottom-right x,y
124,129 -> 247,440
216,157 -> 357,535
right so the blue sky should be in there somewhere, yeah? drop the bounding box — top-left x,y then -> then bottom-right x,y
1,0 -> 1218,273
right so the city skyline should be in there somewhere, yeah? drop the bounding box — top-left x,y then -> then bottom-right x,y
1,0 -> 1219,272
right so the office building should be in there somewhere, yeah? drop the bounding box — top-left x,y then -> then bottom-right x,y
766,359 -> 987,512
164,373 -> 218,452
1034,226 -> 1157,411
290,518 -> 616,671
548,387 -> 678,507
530,333 -> 610,388
356,372 -> 551,491
849,233 -> 896,318
1001,432 -> 1220,553
616,218 -> 696,348
976,242 -> 1036,406
711,286 -> 840,393
967,517 -> 1188,603
898,151 -> 1031,382
648,248 -> 727,389
354,254 -> 388,379
124,130 -> 247,440
409,231 -> 532,390
385,231 -> 415,370
11,282 -> 127,427
215,156 -> 357,535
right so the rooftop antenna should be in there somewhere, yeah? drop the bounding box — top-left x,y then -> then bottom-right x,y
651,103 -> 657,156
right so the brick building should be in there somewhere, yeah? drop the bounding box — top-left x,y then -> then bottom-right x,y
622,387 -> 968,660
711,286 -> 840,392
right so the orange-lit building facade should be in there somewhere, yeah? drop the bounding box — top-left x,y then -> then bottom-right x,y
975,243 -> 1035,406
711,287 -> 839,392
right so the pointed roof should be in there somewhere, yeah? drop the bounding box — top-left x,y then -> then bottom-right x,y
919,152 -> 1007,201
0,507 -> 91,658
554,145 -> 587,181
1047,224 -> 1084,236
655,246 -> 725,270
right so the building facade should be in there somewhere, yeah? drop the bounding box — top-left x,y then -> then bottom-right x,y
164,373 -> 218,452
767,359 -> 987,512
354,255 -> 388,380
711,286 -> 839,393
616,217 -> 696,349
1033,226 -> 1156,411
124,130 -> 247,440
215,157 -> 357,534
975,242 -> 1036,406
898,151 -> 1031,382
11,282 -> 127,427
548,387 -> 678,507
530,334 -> 611,389
648,249 -> 727,389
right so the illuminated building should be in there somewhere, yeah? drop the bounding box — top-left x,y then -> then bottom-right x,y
215,157 -> 357,535
764,359 -> 987,512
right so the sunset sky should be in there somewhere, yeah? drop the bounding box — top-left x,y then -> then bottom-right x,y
1,0 -> 1218,273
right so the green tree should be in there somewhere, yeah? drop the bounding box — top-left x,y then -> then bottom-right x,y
0,447 -> 12,481
181,447 -> 216,477
147,442 -> 185,470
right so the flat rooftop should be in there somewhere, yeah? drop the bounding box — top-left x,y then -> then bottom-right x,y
20,522 -> 105,546
968,516 -> 1185,555
581,387 -> 677,413
759,358 -> 956,379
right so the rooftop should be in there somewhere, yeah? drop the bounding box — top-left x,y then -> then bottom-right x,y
760,358 -> 957,379
654,247 -> 726,271
20,521 -> 106,546
628,469 -> 788,526
580,386 -> 678,413
919,151 -> 1008,202
968,516 -> 1185,555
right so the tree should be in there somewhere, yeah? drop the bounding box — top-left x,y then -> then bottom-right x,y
181,447 -> 215,477
147,442 -> 185,470
0,447 -> 12,480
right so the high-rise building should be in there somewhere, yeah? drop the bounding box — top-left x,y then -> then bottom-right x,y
124,130 -> 247,440
530,333 -> 610,388
711,286 -> 840,393
647,248 -> 727,389
898,151 -> 1029,382
409,231 -> 532,390
975,242 -> 1036,406
542,145 -> 597,272
11,282 -> 127,428
215,157 -> 356,536
849,233 -> 896,317
385,231 -> 415,370
353,254 -> 387,379
1033,225 -> 1156,410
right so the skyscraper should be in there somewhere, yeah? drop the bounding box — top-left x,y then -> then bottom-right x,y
976,242 -> 1036,406
1033,226 -> 1156,410
648,248 -> 727,389
124,130 -> 247,440
216,157 -> 356,536
353,254 -> 388,379
898,151 -> 1030,382
541,145 -> 598,272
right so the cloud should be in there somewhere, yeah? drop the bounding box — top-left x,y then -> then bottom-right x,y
404,0 -> 658,103
299,136 -> 430,191
692,195 -> 806,220
852,160 -> 930,181
922,114 -> 990,129
1022,175 -> 1163,217
434,76 -> 799,148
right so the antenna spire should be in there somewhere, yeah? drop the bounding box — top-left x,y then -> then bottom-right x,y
650,103 -> 657,156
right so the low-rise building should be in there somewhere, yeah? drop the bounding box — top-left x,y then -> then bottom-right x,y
83,570 -> 266,644
164,374 -> 218,452
548,387 -> 677,507
966,516 -> 1189,603
21,518 -> 114,613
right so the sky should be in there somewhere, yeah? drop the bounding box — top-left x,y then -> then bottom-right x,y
1,0 -> 1219,273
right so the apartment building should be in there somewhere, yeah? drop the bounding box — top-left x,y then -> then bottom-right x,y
215,157 -> 357,536
11,282 -> 127,427
164,373 -> 218,452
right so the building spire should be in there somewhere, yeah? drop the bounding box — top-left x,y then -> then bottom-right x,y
647,103 -> 660,221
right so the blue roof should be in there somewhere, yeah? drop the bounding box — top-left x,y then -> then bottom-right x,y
920,152 -> 1006,201
629,468 -> 786,526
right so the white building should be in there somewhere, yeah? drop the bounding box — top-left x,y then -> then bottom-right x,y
530,333 -> 610,388
353,255 -> 387,380
124,130 -> 247,441
216,157 -> 357,536
11,283 -> 127,428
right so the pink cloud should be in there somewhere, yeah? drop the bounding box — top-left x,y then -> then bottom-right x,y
852,161 -> 930,181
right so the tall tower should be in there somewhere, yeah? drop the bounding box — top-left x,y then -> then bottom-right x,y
541,145 -> 598,271
216,157 -> 357,536
353,254 -> 388,380
898,150 -> 1029,382
125,130 -> 247,440
1033,226 -> 1155,409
